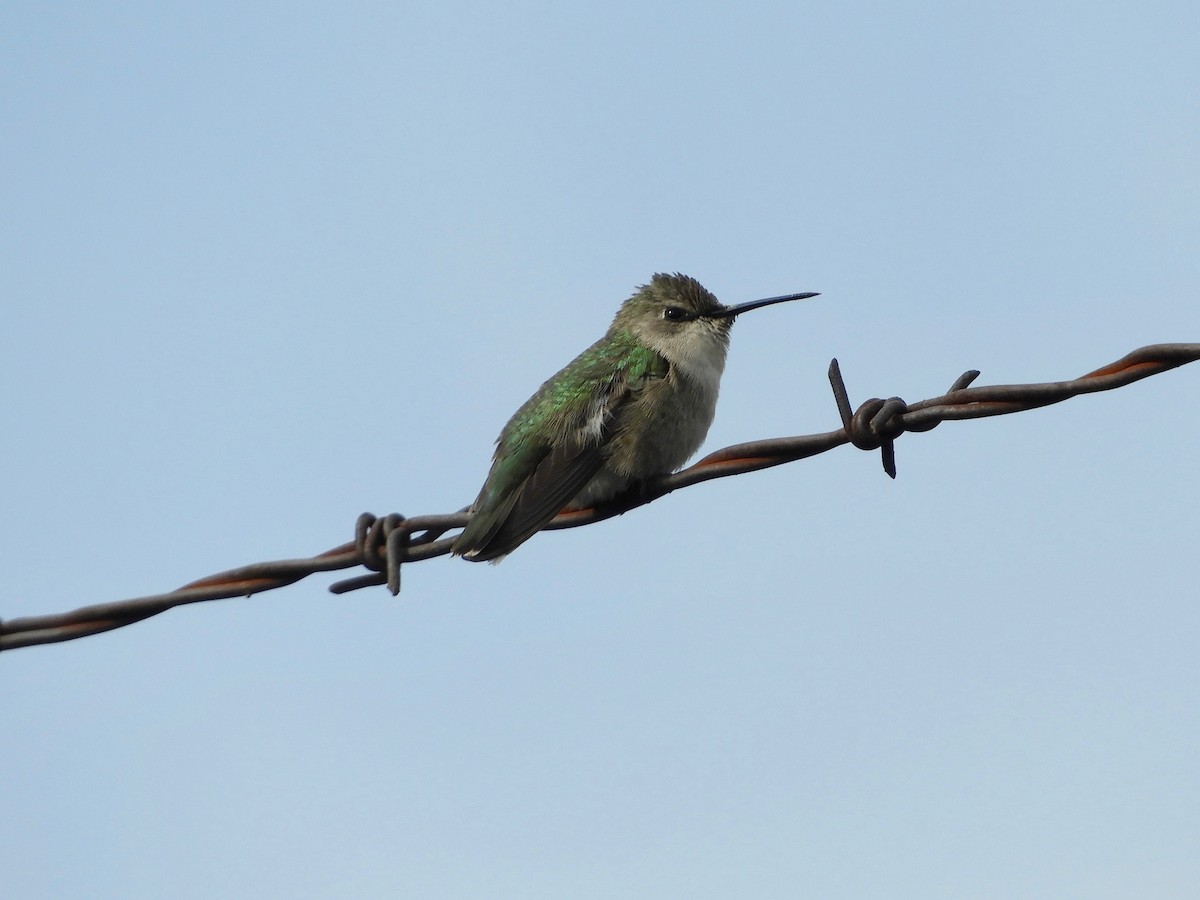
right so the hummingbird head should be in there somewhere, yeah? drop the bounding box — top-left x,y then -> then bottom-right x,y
612,273 -> 818,383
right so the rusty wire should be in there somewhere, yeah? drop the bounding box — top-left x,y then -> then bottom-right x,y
3,342 -> 1197,652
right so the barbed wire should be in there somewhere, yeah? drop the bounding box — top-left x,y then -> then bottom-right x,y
3,342 -> 1196,652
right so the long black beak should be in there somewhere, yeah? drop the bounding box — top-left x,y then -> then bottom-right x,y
710,290 -> 820,319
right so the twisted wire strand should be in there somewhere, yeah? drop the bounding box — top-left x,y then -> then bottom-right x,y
3,342 -> 1196,652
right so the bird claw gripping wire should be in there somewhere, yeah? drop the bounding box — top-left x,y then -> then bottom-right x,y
827,359 -> 981,478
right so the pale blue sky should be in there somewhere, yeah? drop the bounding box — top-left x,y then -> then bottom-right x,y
3,2 -> 1199,897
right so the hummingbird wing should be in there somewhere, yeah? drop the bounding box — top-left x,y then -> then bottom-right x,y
453,341 -> 669,562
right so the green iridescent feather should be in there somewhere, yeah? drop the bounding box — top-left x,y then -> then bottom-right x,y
453,332 -> 668,560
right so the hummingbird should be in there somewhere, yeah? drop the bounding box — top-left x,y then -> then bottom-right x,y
452,273 -> 818,562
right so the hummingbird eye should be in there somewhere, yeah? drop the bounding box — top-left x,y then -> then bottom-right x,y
661,306 -> 692,322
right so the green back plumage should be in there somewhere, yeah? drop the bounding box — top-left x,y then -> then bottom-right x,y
452,330 -> 668,560
503,331 -> 667,448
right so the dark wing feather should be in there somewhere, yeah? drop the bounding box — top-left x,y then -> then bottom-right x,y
458,437 -> 607,561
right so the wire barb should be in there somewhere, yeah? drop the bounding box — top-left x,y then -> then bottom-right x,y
828,359 -> 910,477
3,342 -> 1197,651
